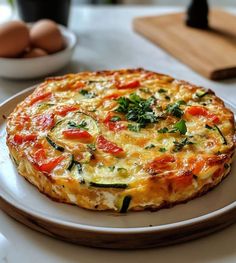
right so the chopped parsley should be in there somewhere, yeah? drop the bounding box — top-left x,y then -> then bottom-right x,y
140,88 -> 151,94
158,127 -> 169,133
173,119 -> 187,135
159,147 -> 167,152
80,89 -> 96,98
110,116 -> 121,122
68,120 -> 88,130
108,166 -> 115,172
128,123 -> 141,132
166,100 -> 186,118
145,144 -> 155,149
158,119 -> 187,135
173,138 -> 194,152
115,93 -> 158,128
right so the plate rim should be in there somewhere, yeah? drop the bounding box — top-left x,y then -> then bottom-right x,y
1,86 -> 236,235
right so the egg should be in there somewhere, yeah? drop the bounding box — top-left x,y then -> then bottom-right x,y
30,19 -> 64,53
0,21 -> 30,58
22,48 -> 48,58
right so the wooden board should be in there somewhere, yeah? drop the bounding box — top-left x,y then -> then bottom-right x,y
133,10 -> 236,80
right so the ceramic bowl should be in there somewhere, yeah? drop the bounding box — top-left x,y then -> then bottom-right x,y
0,25 -> 77,79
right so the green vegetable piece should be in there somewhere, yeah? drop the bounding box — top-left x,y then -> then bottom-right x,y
110,116 -> 121,122
205,124 -> 214,130
108,166 -> 115,172
145,144 -> 155,149
46,136 -> 64,152
128,123 -> 141,132
165,95 -> 170,101
173,138 -> 194,152
174,119 -> 187,135
87,143 -> 96,151
159,147 -> 167,152
158,127 -> 168,133
214,125 -> 227,145
89,182 -> 128,189
196,90 -> 208,98
158,88 -> 167,93
68,120 -> 88,130
120,195 -> 132,213
80,89 -> 96,98
115,93 -> 158,128
166,101 -> 185,118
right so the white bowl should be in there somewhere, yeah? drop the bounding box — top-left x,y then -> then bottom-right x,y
0,25 -> 77,79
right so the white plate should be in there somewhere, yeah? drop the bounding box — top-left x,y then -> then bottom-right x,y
0,87 -> 236,249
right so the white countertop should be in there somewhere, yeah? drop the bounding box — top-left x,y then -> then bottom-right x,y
1,5 -> 236,263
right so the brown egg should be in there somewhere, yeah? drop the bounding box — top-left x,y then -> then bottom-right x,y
22,48 -> 48,58
30,19 -> 64,54
0,21 -> 30,58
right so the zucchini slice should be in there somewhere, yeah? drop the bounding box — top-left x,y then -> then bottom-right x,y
46,136 -> 64,152
120,195 -> 132,213
214,125 -> 227,145
89,182 -> 128,189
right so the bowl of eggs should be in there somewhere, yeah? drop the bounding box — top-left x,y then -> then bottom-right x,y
0,19 -> 77,79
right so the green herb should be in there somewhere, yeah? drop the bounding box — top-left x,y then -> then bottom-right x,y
140,88 -> 151,94
117,167 -> 128,177
173,138 -> 194,152
110,116 -> 121,122
145,144 -> 155,149
46,136 -> 64,152
158,120 -> 187,135
165,95 -> 170,100
173,119 -> 187,135
128,123 -> 141,132
115,93 -> 158,128
68,120 -> 88,130
87,143 -> 96,151
119,195 -> 132,213
214,125 -> 227,145
108,166 -> 115,172
166,100 -> 186,118
89,182 -> 128,189
80,89 -> 96,98
159,147 -> 167,152
158,127 -> 169,133
158,88 -> 167,93
196,90 -> 208,98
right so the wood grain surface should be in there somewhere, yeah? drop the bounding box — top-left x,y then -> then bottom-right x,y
133,10 -> 236,80
1,196 -> 236,249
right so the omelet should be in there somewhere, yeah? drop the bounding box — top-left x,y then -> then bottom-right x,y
6,69 -> 235,212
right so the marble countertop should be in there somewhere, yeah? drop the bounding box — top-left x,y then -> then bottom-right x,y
1,5 -> 236,263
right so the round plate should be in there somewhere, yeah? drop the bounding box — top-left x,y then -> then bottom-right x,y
1,87 -> 236,249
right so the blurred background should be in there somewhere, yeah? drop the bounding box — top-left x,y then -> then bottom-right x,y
0,0 -> 235,5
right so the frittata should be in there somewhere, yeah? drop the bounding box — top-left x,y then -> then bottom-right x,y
6,69 -> 235,212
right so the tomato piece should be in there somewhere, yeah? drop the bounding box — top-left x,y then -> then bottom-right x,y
35,113 -> 55,130
169,173 -> 193,189
117,80 -> 140,90
63,129 -> 93,142
97,135 -> 124,155
30,92 -> 52,105
147,155 -> 175,174
185,106 -> 220,124
103,113 -> 126,132
13,134 -> 37,144
192,159 -> 206,175
37,156 -> 64,173
55,105 -> 78,117
34,148 -> 47,163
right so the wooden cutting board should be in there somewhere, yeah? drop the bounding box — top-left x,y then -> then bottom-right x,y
133,10 -> 236,80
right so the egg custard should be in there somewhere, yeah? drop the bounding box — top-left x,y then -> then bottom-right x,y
6,69 -> 235,212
